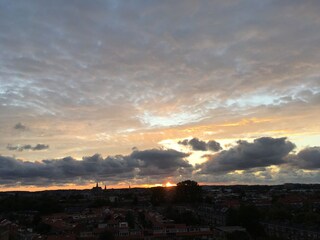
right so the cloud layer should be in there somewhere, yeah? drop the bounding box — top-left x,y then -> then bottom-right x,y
0,137 -> 319,187
0,148 -> 192,186
291,147 -> 320,170
199,137 -> 295,173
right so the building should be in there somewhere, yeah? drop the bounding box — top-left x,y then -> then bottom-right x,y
214,226 -> 249,240
261,222 -> 320,240
198,205 -> 229,226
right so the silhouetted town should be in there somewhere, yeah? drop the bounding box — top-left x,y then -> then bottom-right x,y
0,181 -> 319,240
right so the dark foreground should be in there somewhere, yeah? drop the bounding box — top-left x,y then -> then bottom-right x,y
0,181 -> 319,240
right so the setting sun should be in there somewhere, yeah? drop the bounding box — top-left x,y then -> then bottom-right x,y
165,182 -> 175,187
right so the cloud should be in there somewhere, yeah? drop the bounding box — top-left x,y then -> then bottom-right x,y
207,140 -> 223,152
199,137 -> 295,173
14,123 -> 27,130
7,144 -> 31,151
0,148 -> 192,186
1,139 -> 320,187
178,138 -> 222,151
7,144 -> 49,152
32,144 -> 50,151
0,0 -> 319,132
130,148 -> 192,176
196,166 -> 320,185
179,138 -> 206,151
195,140 -> 320,184
289,147 -> 320,170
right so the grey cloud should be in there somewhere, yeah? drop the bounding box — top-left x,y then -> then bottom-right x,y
178,139 -> 189,146
0,148 -> 192,186
178,138 -> 206,151
196,139 -> 320,184
7,145 -> 26,151
199,137 -> 295,173
196,166 -> 320,185
32,144 -> 50,151
130,148 -> 192,176
178,138 -> 222,152
7,144 -> 49,152
207,140 -> 223,152
289,147 -> 320,169
14,123 -> 27,130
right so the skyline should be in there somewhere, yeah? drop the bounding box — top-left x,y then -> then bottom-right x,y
0,0 -> 319,191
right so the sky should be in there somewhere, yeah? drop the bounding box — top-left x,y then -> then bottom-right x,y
0,0 -> 319,191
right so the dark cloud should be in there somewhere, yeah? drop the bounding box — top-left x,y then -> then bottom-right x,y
7,144 -> 49,152
196,166 -> 320,185
207,140 -> 223,152
178,139 -> 189,146
0,154 -> 132,186
14,123 -> 27,130
178,138 -> 222,152
0,148 -> 192,186
178,138 -> 207,151
32,144 -> 50,151
130,148 -> 192,176
199,137 -> 295,173
289,147 -> 320,169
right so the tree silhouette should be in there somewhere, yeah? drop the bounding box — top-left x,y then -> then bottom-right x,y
174,180 -> 202,203
151,186 -> 165,206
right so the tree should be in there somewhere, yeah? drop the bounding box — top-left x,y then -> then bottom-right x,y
174,180 -> 202,203
226,231 -> 251,240
99,231 -> 114,240
232,205 -> 264,238
125,211 -> 135,228
151,187 -> 165,206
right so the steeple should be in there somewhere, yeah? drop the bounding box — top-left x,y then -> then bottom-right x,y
92,182 -> 102,194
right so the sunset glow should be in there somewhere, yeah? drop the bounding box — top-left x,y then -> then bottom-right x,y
165,182 -> 175,188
